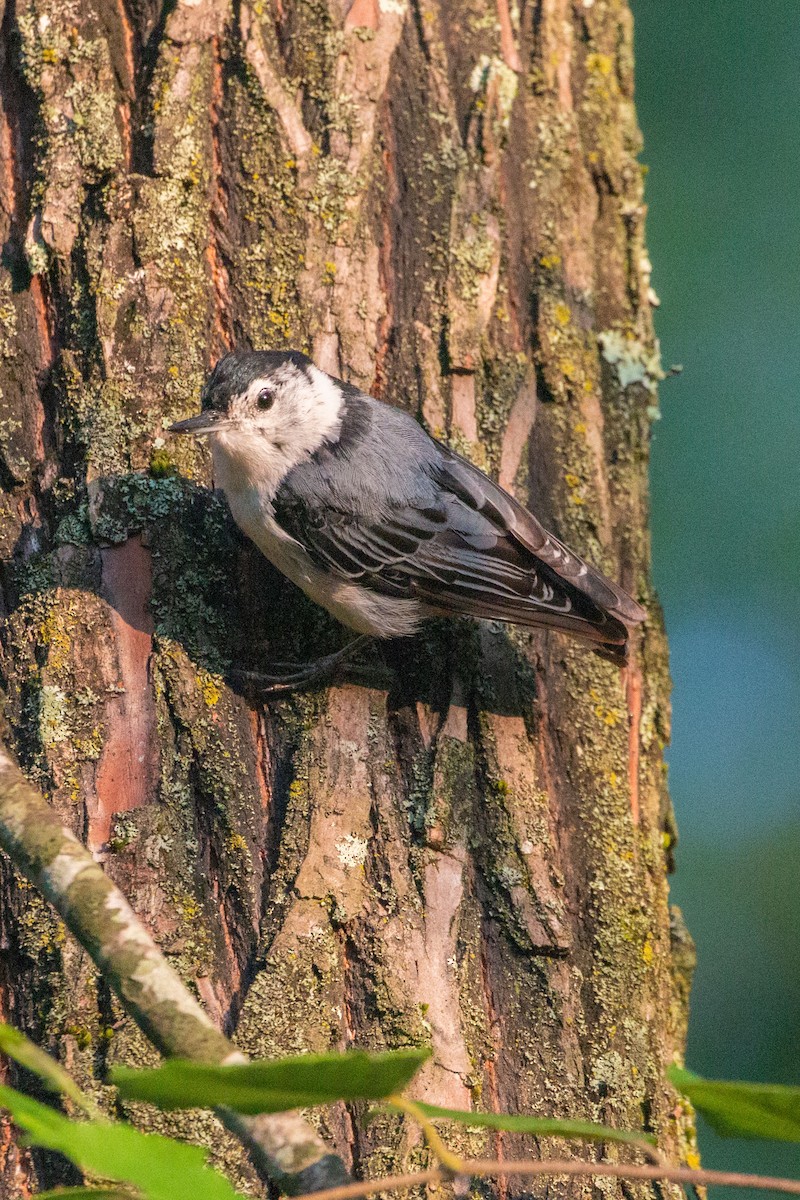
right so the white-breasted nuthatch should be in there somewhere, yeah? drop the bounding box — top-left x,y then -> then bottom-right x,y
169,350 -> 645,671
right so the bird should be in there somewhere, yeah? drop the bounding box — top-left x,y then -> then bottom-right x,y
169,349 -> 645,686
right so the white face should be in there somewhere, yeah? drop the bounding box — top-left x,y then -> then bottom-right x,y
226,361 -> 341,446
205,362 -> 345,498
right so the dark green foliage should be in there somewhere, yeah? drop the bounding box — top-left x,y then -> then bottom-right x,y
5,1016 -> 800,1197
1,1022 -> 665,1196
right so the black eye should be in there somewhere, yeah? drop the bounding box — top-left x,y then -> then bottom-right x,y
257,387 -> 275,410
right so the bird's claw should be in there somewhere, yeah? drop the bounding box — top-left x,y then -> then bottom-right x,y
227,635 -> 374,698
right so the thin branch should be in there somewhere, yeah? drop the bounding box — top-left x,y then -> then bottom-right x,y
293,1156 -> 800,1200
0,745 -> 350,1196
386,1096 -> 463,1174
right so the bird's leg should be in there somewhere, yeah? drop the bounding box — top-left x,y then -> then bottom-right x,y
229,634 -> 375,697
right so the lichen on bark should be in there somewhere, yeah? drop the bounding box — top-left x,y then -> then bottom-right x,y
0,0 -> 693,1195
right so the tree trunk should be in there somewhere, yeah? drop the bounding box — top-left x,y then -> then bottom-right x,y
0,0 -> 693,1194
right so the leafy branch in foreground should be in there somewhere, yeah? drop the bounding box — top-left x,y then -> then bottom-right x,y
2,743 -> 799,1200
114,1056 -> 800,1194
111,1051 -> 663,1164
3,1023 -> 800,1200
1,1028 -> 651,1200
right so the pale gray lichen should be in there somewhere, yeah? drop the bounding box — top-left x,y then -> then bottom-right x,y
469,55 -> 519,128
336,833 -> 369,870
40,685 -> 71,746
598,329 -> 664,418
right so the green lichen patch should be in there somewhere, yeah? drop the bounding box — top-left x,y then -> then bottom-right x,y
235,914 -> 343,1062
16,0 -> 124,274
224,62 -> 307,348
3,587 -> 112,806
428,736 -> 477,845
475,347 -> 529,476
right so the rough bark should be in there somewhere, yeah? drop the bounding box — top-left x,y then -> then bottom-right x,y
0,742 -> 352,1192
0,0 -> 693,1196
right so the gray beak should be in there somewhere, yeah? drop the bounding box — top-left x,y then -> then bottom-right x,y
168,411 -> 225,436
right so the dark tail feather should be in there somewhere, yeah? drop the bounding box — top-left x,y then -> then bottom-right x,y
593,639 -> 630,667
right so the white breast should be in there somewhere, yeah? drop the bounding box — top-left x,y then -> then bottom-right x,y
212,444 -> 423,639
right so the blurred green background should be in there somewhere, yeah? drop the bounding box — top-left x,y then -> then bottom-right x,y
632,0 -> 800,1193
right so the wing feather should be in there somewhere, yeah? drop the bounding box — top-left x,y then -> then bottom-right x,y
272,424 -> 644,651
433,446 -> 646,624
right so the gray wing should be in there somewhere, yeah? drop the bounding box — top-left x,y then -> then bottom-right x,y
433,444 -> 646,625
273,434 -> 644,651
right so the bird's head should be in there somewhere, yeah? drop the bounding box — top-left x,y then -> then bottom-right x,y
169,349 -> 347,490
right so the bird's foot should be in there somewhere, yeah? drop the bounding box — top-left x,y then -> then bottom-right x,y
229,635 -> 377,698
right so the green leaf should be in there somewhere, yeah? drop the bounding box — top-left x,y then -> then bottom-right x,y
410,1102 -> 657,1148
113,1048 -> 431,1113
0,1084 -> 242,1200
669,1066 -> 800,1143
0,1024 -> 98,1116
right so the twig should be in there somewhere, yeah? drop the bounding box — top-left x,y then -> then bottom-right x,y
293,1156 -> 800,1200
0,745 -> 350,1196
386,1096 -> 463,1174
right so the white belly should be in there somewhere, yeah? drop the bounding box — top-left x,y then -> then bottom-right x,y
222,485 -> 422,639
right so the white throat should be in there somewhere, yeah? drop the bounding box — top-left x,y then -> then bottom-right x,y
209,363 -> 343,503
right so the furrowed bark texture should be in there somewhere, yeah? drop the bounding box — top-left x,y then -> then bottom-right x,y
0,744 -> 352,1193
0,0 -> 693,1195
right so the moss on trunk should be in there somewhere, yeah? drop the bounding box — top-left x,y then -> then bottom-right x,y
0,0 -> 693,1194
